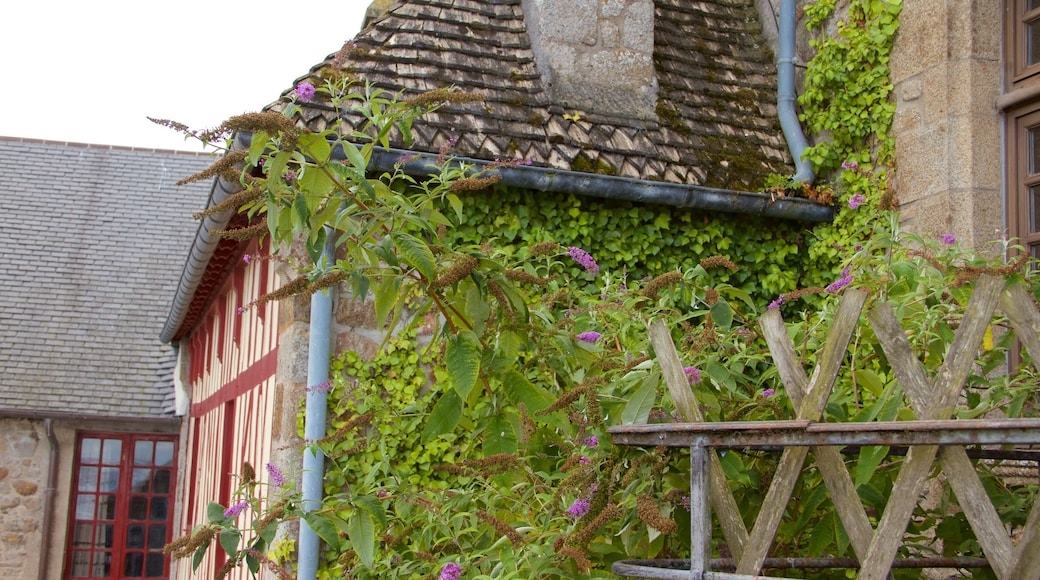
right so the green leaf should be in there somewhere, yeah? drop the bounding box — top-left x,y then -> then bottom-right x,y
373,276 -> 401,329
341,140 -> 368,176
620,376 -> 657,425
218,529 -> 241,555
297,132 -> 332,164
353,495 -> 388,528
423,390 -> 463,441
192,545 -> 207,572
391,231 -> 436,281
483,413 -> 518,455
501,369 -> 553,414
207,501 -> 227,524
855,446 -> 889,487
346,510 -> 376,567
854,369 -> 884,397
446,331 -> 481,400
303,512 -> 341,550
709,300 -> 733,331
246,552 -> 260,575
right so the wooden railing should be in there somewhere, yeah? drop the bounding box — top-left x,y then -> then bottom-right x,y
609,275 -> 1040,579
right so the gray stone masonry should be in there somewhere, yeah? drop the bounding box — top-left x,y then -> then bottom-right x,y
0,420 -> 47,580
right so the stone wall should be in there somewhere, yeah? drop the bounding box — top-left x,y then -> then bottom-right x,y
0,419 -> 48,580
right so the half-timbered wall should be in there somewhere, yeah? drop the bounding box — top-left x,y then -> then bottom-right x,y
175,247 -> 280,580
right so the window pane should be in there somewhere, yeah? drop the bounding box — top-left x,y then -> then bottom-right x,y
1030,18 -> 1040,67
78,467 -> 98,492
95,524 -> 114,548
147,525 -> 167,550
153,469 -> 171,494
132,468 -> 151,493
96,495 -> 117,520
102,439 -> 122,465
1031,0 -> 1040,12
99,467 -> 120,492
124,552 -> 144,577
70,551 -> 91,576
81,438 -> 101,464
126,524 -> 145,549
145,553 -> 165,577
75,496 -> 96,520
1031,185 -> 1040,233
155,442 -> 174,466
92,551 -> 111,576
72,524 -> 93,548
134,441 -> 153,466
1030,127 -> 1040,175
129,496 -> 148,520
150,498 -> 168,521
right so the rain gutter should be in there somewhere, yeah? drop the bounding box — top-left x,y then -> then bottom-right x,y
777,0 -> 815,183
39,419 -> 58,580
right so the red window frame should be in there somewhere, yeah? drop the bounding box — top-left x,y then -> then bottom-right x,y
65,433 -> 178,579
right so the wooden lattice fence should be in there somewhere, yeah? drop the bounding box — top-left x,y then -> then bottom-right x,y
609,274 -> 1040,579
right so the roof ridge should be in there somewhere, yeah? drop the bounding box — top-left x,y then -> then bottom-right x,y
0,135 -> 217,157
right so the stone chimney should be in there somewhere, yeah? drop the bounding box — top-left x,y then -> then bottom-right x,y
521,0 -> 657,119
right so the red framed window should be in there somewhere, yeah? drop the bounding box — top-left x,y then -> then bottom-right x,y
65,433 -> 178,579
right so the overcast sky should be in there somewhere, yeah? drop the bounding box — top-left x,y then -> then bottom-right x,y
0,1 -> 369,152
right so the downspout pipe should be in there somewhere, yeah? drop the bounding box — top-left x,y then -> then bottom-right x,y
39,419 -> 58,580
298,231 -> 335,580
778,0 -> 815,184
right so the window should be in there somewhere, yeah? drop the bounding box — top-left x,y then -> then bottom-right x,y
1005,1 -> 1040,258
1007,0 -> 1040,85
65,433 -> 177,579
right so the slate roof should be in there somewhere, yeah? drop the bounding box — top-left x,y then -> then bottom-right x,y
278,0 -> 792,191
0,137 -> 213,419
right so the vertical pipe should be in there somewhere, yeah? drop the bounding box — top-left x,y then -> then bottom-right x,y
778,0 -> 815,183
39,419 -> 58,580
298,233 -> 335,580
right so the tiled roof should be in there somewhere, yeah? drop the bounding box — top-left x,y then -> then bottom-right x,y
278,0 -> 791,191
0,137 -> 213,419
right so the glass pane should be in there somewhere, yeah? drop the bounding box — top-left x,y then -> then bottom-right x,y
95,524 -> 114,548
124,552 -> 144,577
147,525 -> 167,550
81,438 -> 101,464
129,496 -> 148,520
1031,0 -> 1040,12
1031,127 -> 1040,175
132,468 -> 151,493
126,524 -> 145,549
71,551 -> 91,576
155,442 -> 174,466
72,523 -> 93,548
134,441 -> 153,466
153,469 -> 171,494
92,551 -> 111,576
1031,186 -> 1040,233
150,498 -> 168,521
102,439 -> 122,465
145,553 -> 165,577
78,467 -> 98,492
99,467 -> 120,493
96,495 -> 117,520
1030,18 -> 1040,67
75,495 -> 96,520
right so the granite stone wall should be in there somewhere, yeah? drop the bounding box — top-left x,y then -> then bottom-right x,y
0,419 -> 47,580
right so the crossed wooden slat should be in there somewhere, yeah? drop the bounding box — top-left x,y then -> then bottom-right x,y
651,274 -> 1040,578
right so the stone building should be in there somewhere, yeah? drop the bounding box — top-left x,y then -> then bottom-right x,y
0,138 -> 210,580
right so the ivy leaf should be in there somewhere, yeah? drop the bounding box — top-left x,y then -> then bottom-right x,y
620,376 -> 657,425
423,390 -> 463,441
391,231 -> 436,281
346,510 -> 376,568
446,331 -> 481,400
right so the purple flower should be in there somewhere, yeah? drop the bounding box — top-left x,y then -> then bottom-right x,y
680,495 -> 691,512
941,233 -> 956,245
825,268 -> 854,293
567,498 -> 591,517
762,388 -> 776,398
579,456 -> 591,465
582,435 -> 598,448
848,194 -> 866,210
266,462 -> 285,486
283,169 -> 296,183
243,254 -> 252,264
223,500 -> 249,518
306,380 -> 332,393
841,160 -> 859,170
567,246 -> 600,275
236,307 -> 246,316
768,296 -> 784,310
440,562 -> 461,580
576,331 -> 602,343
294,82 -> 316,101
683,366 -> 702,385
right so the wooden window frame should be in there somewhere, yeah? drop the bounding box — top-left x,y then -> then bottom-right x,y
1007,0 -> 1040,88
65,433 -> 178,580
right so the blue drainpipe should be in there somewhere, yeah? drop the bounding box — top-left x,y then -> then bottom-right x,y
778,0 -> 815,183
298,232 -> 334,580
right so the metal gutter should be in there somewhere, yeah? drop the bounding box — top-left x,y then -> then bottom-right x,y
39,419 -> 58,580
0,408 -> 183,425
777,0 -> 815,183
298,234 -> 334,580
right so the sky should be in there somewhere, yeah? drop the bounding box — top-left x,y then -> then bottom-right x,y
0,1 -> 370,152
